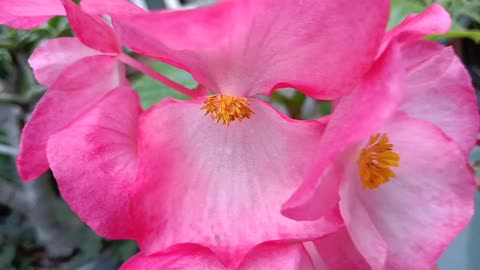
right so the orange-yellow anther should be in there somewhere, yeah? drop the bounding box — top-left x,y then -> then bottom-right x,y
201,94 -> 254,126
357,133 -> 400,189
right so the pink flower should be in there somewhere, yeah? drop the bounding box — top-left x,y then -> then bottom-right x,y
17,0 -> 160,239
283,5 -> 478,270
107,0 -> 389,267
17,0 -> 126,181
17,0 -> 203,182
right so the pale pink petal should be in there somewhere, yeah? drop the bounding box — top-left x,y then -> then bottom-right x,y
60,0 -> 120,53
313,228 -> 370,270
29,37 -> 100,87
114,0 -> 389,98
0,0 -> 65,29
121,243 -> 315,270
17,55 -> 124,181
340,114 -> 475,270
339,165 -> 387,270
282,43 -> 405,221
380,4 -> 451,54
131,98 -> 339,268
400,40 -> 479,154
46,88 -> 140,239
81,0 -> 145,15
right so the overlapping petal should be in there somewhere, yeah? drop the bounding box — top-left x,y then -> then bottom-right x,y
313,228 -> 370,270
338,115 -> 474,270
121,243 -> 315,270
17,55 -> 124,181
282,42 -> 405,220
130,97 -> 339,267
29,37 -> 100,87
400,40 -> 479,154
60,0 -> 120,53
0,0 -> 65,29
47,88 -> 140,239
113,0 -> 389,98
380,4 -> 451,54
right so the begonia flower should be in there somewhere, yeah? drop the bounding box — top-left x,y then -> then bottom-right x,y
17,0 -> 194,181
282,5 -> 478,270
17,0 -> 126,181
107,0 -> 390,267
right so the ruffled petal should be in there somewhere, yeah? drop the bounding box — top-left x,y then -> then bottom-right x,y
313,228 -> 370,270
29,37 -> 100,87
131,98 -> 338,268
282,42 -> 405,221
47,88 -> 140,239
0,0 -> 65,29
400,40 -> 479,154
17,55 -> 124,181
380,4 -> 451,53
60,0 -> 120,53
113,0 -> 389,98
121,243 -> 315,270
340,114 -> 475,270
81,0 -> 145,15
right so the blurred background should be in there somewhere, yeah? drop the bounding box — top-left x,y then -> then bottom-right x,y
0,0 -> 479,269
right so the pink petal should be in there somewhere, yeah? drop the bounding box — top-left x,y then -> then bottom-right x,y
81,0 -> 145,15
131,98 -> 339,268
60,0 -> 120,53
113,0 -> 389,98
340,114 -> 475,270
0,0 -> 65,29
380,4 -> 451,54
400,40 -> 479,154
47,88 -> 140,239
121,243 -> 315,270
17,55 -> 124,181
282,42 -> 405,221
238,243 -> 316,270
29,37 -> 100,87
339,162 -> 387,270
120,246 -> 224,270
313,228 -> 370,270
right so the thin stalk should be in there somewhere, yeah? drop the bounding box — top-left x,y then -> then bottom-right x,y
119,53 -> 202,99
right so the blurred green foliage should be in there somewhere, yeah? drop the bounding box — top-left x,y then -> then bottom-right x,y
132,62 -> 192,109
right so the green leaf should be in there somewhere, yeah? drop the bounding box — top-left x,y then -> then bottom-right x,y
132,62 -> 196,109
389,0 -> 428,29
0,244 -> 15,268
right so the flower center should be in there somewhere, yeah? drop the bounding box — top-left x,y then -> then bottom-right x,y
201,94 -> 255,126
357,133 -> 400,189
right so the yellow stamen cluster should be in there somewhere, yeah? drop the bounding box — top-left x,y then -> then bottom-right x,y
357,133 -> 400,189
201,94 -> 254,126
